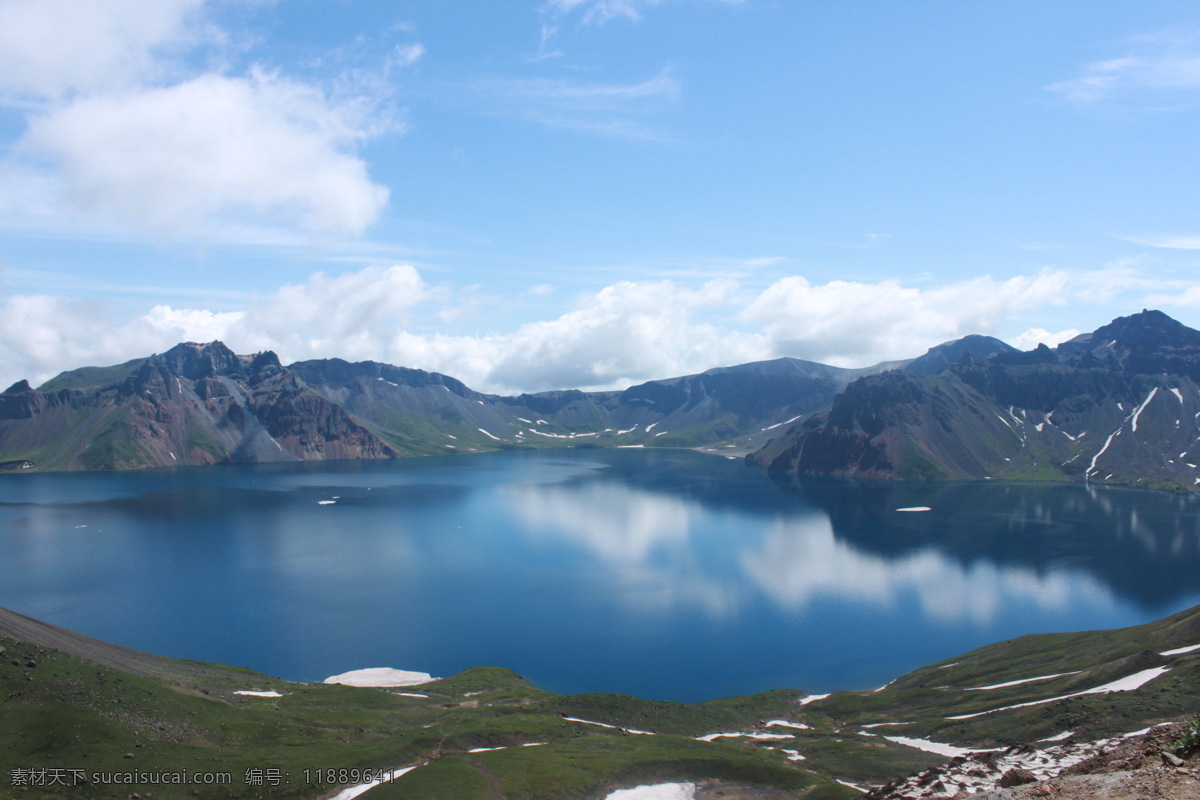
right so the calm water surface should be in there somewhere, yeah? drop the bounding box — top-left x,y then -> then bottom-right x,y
2,448 -> 1200,702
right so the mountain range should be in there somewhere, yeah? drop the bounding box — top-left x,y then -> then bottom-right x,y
751,309 -> 1200,491
0,339 -> 890,471
4,309 -> 1200,492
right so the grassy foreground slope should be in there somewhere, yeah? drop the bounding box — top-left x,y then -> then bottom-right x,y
0,607 -> 853,800
3,604 -> 1200,798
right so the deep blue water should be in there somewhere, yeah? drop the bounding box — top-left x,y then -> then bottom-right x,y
2,448 -> 1200,702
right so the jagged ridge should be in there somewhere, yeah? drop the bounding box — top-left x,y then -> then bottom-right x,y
751,310 -> 1200,491
0,345 -> 871,471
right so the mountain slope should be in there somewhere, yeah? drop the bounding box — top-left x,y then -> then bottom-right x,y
0,605 -> 851,800
0,348 -> 872,472
751,310 -> 1200,491
2,603 -> 1198,798
0,342 -> 398,471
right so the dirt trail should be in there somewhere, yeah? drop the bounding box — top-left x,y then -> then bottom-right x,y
465,754 -> 504,800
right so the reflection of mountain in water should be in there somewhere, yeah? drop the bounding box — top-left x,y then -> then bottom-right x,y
767,475 -> 1200,611
498,451 -> 1200,623
738,515 -> 1110,626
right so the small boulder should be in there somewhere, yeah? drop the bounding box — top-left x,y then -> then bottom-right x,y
997,768 -> 1037,788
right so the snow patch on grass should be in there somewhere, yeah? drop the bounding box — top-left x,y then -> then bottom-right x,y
606,783 -> 696,800
947,666 -> 1171,719
1161,643 -> 1200,656
964,671 -> 1081,691
322,668 -> 435,687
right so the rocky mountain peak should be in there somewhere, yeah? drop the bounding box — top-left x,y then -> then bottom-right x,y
3,380 -> 33,394
905,334 -> 1018,375
153,341 -> 244,381
248,350 -> 283,377
1061,309 -> 1200,355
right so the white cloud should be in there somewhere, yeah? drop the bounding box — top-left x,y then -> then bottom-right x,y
15,70 -> 391,235
484,279 -> 765,391
471,69 -> 680,140
543,0 -> 662,25
542,0 -> 745,27
4,262 -> 1199,397
144,305 -> 245,343
0,0 -> 207,98
739,270 -> 1068,368
0,1 -> 402,237
229,265 -> 432,361
388,43 -> 425,69
1146,285 -> 1200,309
1008,327 -> 1081,351
0,294 -> 232,388
1048,32 -> 1200,104
1123,235 -> 1200,250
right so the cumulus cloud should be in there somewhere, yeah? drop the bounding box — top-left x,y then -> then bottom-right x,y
0,0 -> 399,236
484,279 -> 765,391
17,70 -> 390,234
230,265 -> 432,361
0,0 -> 206,98
1008,327 -> 1082,351
740,270 -> 1068,367
0,294 -> 217,388
3,262 -> 1194,396
144,305 -> 245,343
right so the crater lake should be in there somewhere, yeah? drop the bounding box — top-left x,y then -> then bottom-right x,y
2,448 -> 1199,702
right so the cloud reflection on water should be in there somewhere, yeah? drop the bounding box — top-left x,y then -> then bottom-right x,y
504,477 -> 1117,626
741,516 -> 1115,625
505,481 -> 739,618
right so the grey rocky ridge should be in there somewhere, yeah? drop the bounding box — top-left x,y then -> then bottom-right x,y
751,309 -> 1200,491
0,340 -> 881,470
4,310 -> 1200,495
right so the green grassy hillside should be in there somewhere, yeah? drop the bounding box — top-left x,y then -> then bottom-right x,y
3,604 -> 1199,798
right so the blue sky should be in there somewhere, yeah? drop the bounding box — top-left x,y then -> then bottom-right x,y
2,0 -> 1200,393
